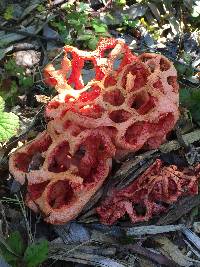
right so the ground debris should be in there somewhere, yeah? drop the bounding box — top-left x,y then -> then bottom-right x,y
157,195 -> 200,226
154,236 -> 196,267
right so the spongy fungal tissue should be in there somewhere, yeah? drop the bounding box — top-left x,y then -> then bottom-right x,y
9,38 -> 198,225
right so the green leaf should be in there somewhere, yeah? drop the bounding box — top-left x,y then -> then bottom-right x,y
0,96 -> 5,112
115,0 -> 126,6
180,87 -> 200,124
3,5 -> 14,20
6,231 -> 25,256
19,76 -> 33,88
78,34 -> 93,41
175,63 -> 187,75
0,98 -> 19,141
91,19 -> 108,33
0,231 -> 24,267
37,4 -> 45,12
88,37 -> 99,50
24,240 -> 48,267
4,59 -> 23,76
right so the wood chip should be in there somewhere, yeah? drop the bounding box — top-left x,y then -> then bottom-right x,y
155,236 -> 193,267
157,195 -> 200,225
126,224 -> 186,236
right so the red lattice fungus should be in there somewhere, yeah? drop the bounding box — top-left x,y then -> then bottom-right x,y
9,38 -> 182,225
97,160 -> 200,225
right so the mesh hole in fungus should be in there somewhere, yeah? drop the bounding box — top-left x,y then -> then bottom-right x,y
109,110 -> 132,123
113,57 -> 123,71
167,76 -> 179,92
125,122 -> 146,144
103,89 -> 125,106
121,63 -> 149,91
14,152 -> 32,172
28,181 -> 49,200
103,48 -> 113,57
160,58 -> 170,71
147,61 -> 156,72
81,60 -> 95,85
133,203 -> 147,216
48,180 -> 74,209
48,141 -> 71,173
153,79 -> 164,93
140,55 -> 153,63
130,91 -> 156,115
104,75 -> 117,88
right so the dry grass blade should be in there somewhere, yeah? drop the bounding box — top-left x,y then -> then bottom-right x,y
126,224 -> 186,236
155,236 -> 197,267
49,242 -> 116,257
182,228 -> 200,251
50,252 -> 127,267
121,243 -> 178,266
184,239 -> 200,259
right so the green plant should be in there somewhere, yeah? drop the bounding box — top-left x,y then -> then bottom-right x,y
0,231 -> 48,267
119,14 -> 140,31
4,59 -> 33,87
0,96 -> 19,142
50,3 -> 109,49
3,4 -> 14,20
0,59 -> 34,106
36,4 -> 45,12
180,87 -> 200,125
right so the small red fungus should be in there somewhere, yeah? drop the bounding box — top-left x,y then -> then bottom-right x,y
97,160 -> 200,225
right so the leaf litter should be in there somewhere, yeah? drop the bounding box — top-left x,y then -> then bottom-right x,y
0,0 -> 200,267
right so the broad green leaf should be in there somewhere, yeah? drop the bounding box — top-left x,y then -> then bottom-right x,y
19,76 -> 33,88
4,59 -> 24,76
6,231 -> 25,256
0,111 -> 19,142
88,37 -> 99,50
24,240 -> 48,267
115,0 -> 126,5
175,63 -> 187,75
78,34 -> 93,41
0,96 -> 5,112
180,87 -> 200,124
91,20 -> 108,33
0,231 -> 24,267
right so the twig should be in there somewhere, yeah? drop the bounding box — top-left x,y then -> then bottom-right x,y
98,0 -> 113,12
120,243 -> 178,266
51,0 -> 66,5
126,224 -> 186,236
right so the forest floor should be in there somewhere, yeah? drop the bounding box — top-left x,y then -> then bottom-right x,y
0,1 -> 200,267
